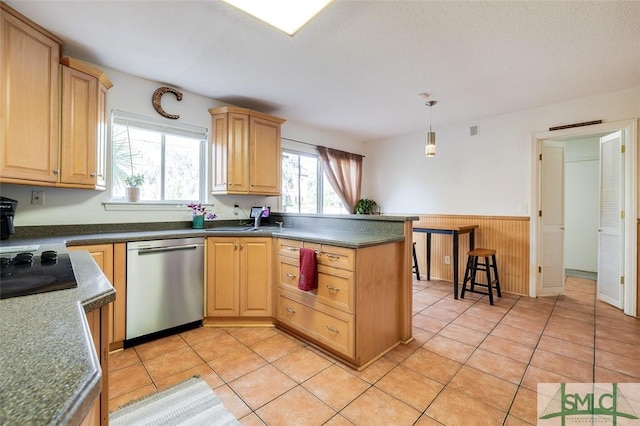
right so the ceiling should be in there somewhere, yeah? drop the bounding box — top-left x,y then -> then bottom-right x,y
6,0 -> 640,142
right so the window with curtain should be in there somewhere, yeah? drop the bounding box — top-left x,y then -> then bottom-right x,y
317,146 -> 363,214
111,110 -> 207,202
281,149 -> 348,214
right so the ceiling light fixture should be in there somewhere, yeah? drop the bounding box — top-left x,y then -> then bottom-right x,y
222,0 -> 333,36
425,100 -> 437,158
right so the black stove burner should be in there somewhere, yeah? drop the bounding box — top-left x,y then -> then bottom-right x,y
0,252 -> 77,300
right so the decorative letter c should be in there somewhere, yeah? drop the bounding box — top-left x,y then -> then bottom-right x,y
152,86 -> 183,119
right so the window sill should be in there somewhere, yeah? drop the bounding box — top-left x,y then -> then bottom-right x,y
103,201 -> 212,212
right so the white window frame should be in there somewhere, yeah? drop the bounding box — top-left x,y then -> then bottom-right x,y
108,110 -> 208,205
281,147 -> 347,214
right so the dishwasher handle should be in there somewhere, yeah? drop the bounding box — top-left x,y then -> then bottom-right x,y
135,245 -> 201,255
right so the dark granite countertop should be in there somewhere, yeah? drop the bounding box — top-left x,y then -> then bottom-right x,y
0,248 -> 115,425
4,226 -> 408,249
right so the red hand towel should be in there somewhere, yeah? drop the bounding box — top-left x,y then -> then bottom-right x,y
298,248 -> 317,291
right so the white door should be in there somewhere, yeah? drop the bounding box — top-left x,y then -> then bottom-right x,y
539,141 -> 565,296
598,131 -> 624,308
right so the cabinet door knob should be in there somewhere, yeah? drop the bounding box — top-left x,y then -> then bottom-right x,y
53,169 -> 59,175
90,172 -> 97,177
286,273 -> 296,279
326,285 -> 340,292
326,325 -> 340,333
285,307 -> 296,314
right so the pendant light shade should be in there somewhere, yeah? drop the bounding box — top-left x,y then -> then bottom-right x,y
425,100 -> 437,158
425,131 -> 436,157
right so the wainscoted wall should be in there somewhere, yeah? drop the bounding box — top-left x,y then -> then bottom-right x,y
412,215 -> 530,296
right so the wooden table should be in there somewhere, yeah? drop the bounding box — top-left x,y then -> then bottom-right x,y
413,225 -> 478,299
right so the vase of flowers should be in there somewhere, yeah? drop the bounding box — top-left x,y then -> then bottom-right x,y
187,202 -> 216,229
124,174 -> 145,202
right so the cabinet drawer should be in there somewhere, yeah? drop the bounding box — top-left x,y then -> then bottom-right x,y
316,245 -> 354,271
279,258 -> 300,286
278,238 -> 303,258
317,265 -> 354,313
277,290 -> 354,358
278,257 -> 354,313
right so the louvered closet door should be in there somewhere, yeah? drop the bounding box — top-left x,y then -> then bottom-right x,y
598,130 -> 624,308
540,141 -> 565,296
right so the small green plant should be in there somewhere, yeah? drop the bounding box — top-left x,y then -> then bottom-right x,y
124,173 -> 145,188
354,198 -> 379,214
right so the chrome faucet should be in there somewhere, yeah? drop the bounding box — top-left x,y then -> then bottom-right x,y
254,206 -> 268,229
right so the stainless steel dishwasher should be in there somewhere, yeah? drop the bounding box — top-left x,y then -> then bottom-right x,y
126,237 -> 204,342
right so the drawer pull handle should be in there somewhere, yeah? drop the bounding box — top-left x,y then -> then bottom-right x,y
326,254 -> 341,261
326,285 -> 340,292
286,273 -> 297,279
326,325 -> 340,333
286,247 -> 300,252
285,307 -> 296,314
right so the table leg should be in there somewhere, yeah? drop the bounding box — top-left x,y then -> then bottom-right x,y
453,231 -> 459,299
426,233 -> 432,281
470,229 -> 475,250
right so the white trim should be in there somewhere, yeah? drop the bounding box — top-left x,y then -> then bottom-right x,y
111,109 -> 208,139
530,118 -> 638,316
103,202 -> 215,212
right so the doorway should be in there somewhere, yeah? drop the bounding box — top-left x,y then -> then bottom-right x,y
530,119 -> 638,316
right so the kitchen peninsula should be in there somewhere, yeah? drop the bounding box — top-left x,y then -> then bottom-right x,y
0,213 -> 416,424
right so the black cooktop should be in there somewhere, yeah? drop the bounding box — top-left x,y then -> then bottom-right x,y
0,251 -> 77,300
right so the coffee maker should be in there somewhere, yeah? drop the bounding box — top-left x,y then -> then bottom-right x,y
1,197 -> 17,240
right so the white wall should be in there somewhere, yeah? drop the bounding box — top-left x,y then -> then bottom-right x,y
363,86 -> 640,216
1,65 -> 365,226
564,137 -> 599,272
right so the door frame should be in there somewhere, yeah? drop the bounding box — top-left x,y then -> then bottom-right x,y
530,118 -> 638,316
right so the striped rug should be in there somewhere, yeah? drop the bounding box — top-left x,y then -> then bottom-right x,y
110,376 -> 239,426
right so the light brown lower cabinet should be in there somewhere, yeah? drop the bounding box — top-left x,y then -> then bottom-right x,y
82,305 -> 109,425
69,244 -> 117,425
276,238 -> 404,369
69,244 -> 126,350
206,237 -> 273,320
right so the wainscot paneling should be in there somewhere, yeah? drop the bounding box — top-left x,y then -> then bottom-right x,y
413,215 -> 530,296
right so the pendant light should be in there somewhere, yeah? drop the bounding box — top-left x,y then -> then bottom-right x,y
425,100 -> 437,157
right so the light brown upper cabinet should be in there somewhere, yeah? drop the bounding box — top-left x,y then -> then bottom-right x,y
209,106 -> 285,196
0,3 -> 112,189
0,3 -> 61,184
60,57 -> 112,189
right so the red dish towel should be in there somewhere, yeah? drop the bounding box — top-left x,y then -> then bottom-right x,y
298,248 -> 318,291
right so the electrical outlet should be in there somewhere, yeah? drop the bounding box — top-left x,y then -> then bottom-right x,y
31,190 -> 45,205
233,204 -> 240,215
444,255 -> 451,264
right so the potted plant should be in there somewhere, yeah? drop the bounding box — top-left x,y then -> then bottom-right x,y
187,202 -> 216,229
354,198 -> 379,215
124,173 -> 144,202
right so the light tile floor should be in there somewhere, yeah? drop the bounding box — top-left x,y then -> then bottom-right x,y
108,277 -> 640,425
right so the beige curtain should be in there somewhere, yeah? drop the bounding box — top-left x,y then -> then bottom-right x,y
317,146 -> 363,213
